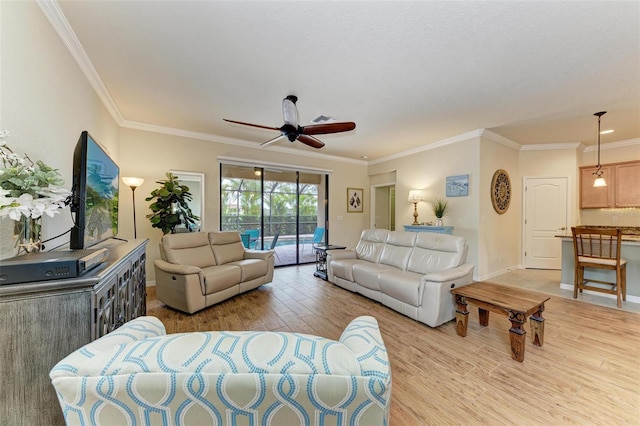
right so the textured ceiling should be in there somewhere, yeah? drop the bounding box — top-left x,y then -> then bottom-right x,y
55,0 -> 639,161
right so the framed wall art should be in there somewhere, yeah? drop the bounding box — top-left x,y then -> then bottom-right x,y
446,174 -> 469,197
347,187 -> 364,213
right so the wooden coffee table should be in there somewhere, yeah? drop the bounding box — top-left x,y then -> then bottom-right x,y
450,282 -> 550,362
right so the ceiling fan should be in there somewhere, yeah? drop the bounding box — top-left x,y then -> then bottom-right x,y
223,95 -> 356,149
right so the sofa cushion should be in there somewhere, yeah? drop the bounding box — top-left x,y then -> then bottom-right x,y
202,264 -> 242,293
331,258 -> 369,282
407,233 -> 466,274
162,232 -> 216,268
378,270 -> 424,306
355,229 -> 389,263
379,231 -> 416,270
228,259 -> 268,282
209,231 -> 246,264
353,263 -> 396,291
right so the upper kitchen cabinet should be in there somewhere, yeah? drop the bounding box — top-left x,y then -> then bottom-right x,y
580,165 -> 614,208
580,160 -> 640,209
615,161 -> 640,208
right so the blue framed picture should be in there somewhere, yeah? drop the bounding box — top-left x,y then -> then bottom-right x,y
446,174 -> 469,197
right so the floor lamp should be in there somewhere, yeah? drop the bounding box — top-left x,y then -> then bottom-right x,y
122,177 -> 144,239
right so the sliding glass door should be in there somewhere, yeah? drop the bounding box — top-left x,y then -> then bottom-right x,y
220,164 -> 327,267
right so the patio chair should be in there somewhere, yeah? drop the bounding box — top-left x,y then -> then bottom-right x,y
245,229 -> 260,249
266,232 -> 280,262
240,233 -> 251,248
303,227 -> 325,254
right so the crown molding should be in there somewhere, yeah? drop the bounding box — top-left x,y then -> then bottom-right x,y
368,129 -> 484,165
38,1 -> 364,167
37,0 -> 124,125
479,129 -> 522,150
520,142 -> 583,151
582,137 -> 640,152
121,120 -> 367,166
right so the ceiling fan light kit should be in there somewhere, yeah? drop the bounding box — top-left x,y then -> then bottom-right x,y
224,95 -> 356,149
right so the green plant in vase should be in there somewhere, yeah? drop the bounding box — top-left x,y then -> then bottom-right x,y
432,198 -> 448,226
146,172 -> 200,235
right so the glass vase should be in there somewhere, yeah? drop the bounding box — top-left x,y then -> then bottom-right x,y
14,216 -> 42,255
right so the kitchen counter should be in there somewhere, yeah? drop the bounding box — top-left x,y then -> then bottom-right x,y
555,225 -> 640,240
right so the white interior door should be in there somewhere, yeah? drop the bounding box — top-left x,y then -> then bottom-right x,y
524,177 -> 568,269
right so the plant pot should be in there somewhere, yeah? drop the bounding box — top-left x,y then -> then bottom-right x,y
435,218 -> 443,227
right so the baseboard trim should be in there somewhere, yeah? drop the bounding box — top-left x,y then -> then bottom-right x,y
475,265 -> 522,282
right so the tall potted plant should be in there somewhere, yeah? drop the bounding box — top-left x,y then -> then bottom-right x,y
146,172 -> 199,234
432,198 -> 448,227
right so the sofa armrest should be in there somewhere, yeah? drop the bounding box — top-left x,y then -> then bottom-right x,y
339,316 -> 390,381
50,317 -> 166,380
422,262 -> 475,283
244,249 -> 274,261
154,259 -> 203,276
326,248 -> 357,262
417,263 -> 475,327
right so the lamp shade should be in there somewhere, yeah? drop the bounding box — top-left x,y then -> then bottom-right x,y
122,176 -> 144,188
593,177 -> 607,187
408,189 -> 424,203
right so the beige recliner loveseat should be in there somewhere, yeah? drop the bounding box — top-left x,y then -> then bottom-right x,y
327,229 -> 474,327
154,231 -> 274,314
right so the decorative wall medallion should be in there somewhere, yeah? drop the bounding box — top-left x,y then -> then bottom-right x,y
491,169 -> 511,214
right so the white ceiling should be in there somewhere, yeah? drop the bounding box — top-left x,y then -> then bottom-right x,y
53,0 -> 639,162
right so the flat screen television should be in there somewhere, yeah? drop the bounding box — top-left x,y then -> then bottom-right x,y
70,131 -> 119,249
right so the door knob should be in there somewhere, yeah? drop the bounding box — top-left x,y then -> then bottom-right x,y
560,227 -> 566,230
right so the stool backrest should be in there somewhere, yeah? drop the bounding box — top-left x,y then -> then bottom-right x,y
571,227 -> 622,264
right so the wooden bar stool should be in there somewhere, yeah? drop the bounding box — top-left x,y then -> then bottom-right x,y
571,227 -> 627,308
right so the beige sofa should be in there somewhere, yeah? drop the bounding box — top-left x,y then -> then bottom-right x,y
154,231 -> 274,314
327,229 -> 474,327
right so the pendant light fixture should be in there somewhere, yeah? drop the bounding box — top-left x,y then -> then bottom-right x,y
592,111 -> 607,188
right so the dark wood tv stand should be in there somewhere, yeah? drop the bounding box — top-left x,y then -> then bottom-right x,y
0,238 -> 148,425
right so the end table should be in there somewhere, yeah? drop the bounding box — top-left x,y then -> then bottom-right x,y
313,244 -> 346,280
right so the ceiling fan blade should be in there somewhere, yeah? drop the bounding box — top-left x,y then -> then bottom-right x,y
301,122 -> 356,135
223,118 -> 280,132
282,95 -> 299,128
297,134 -> 325,149
260,134 -> 286,147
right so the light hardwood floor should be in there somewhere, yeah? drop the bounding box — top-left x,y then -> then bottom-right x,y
146,265 -> 640,425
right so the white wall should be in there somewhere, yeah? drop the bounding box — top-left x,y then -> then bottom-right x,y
368,135 -> 481,274
478,136 -> 521,279
0,1 -> 118,258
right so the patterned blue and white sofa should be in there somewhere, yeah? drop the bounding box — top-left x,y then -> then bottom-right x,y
50,315 -> 391,425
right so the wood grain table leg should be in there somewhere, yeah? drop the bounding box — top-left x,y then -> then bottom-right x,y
478,308 -> 489,327
454,294 -> 469,337
508,311 -> 527,362
530,304 -> 545,347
